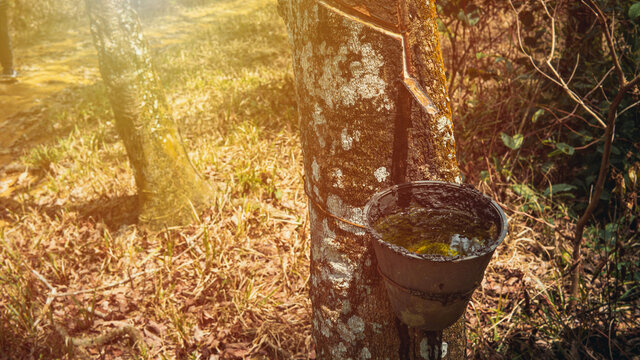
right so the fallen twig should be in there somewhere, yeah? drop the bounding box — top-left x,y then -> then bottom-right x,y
28,266 -> 149,355
55,322 -> 146,352
29,268 -> 57,329
54,268 -> 159,297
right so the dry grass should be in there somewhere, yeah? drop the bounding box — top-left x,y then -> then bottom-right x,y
1,1 -> 310,358
1,0 -> 638,359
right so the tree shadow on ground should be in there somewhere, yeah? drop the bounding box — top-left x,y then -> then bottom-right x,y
0,193 -> 139,232
0,82 -> 112,171
69,194 -> 140,231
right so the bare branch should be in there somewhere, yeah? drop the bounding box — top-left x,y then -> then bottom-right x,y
55,268 -> 160,297
509,1 -> 563,88
584,66 -> 615,100
508,0 -> 607,128
569,73 -> 639,307
586,0 -> 626,84
28,268 -> 57,329
622,73 -> 640,93
619,100 -> 640,117
545,60 -> 607,127
566,54 -> 581,85
539,0 -> 556,61
30,268 -> 55,292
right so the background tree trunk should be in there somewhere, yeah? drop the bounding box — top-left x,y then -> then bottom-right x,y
279,0 -> 465,358
86,0 -> 211,229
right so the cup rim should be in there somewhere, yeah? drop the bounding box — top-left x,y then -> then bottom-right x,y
363,180 -> 508,263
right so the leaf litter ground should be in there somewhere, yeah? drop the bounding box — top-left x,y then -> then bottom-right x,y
0,0 -> 638,359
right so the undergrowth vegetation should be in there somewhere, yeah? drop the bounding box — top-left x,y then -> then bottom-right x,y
438,0 -> 639,358
0,0 -> 638,359
2,1 -> 309,358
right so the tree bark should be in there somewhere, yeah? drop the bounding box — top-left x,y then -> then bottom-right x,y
279,0 -> 465,358
86,0 -> 211,229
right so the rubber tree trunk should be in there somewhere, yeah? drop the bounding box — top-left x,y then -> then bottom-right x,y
279,1 -> 465,359
86,0 -> 211,229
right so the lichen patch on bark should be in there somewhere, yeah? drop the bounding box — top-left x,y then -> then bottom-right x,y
326,194 -> 366,236
374,166 -> 390,182
316,20 -> 393,112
